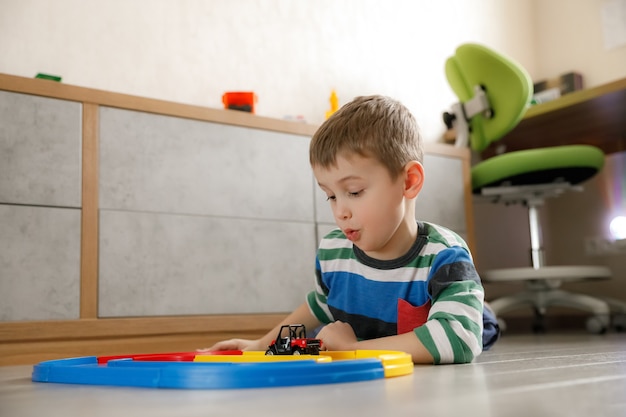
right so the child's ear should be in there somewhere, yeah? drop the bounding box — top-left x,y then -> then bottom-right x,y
403,161 -> 424,199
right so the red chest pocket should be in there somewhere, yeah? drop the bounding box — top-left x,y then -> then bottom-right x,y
397,298 -> 431,334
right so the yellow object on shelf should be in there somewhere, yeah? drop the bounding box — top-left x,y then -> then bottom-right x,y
325,90 -> 339,119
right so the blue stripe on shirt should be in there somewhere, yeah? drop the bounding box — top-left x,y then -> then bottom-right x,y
430,246 -> 472,271
321,270 -> 429,323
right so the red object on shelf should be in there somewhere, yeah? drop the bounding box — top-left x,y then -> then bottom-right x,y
222,92 -> 257,113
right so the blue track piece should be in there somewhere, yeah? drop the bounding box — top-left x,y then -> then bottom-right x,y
32,356 -> 385,389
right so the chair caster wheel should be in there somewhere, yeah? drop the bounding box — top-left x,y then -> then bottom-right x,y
532,313 -> 546,333
532,321 -> 546,333
612,314 -> 626,332
586,315 -> 609,334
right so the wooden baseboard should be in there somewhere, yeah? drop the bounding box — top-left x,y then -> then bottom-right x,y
2,313 -> 608,365
0,314 -> 286,366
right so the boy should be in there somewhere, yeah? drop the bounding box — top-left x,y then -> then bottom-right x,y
208,95 -> 499,364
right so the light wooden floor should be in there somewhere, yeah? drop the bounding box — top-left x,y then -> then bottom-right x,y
1,332 -> 625,417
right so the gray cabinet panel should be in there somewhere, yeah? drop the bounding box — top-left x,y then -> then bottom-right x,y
0,205 -> 81,321
417,154 -> 466,234
99,210 -> 317,317
99,107 -> 314,222
0,91 -> 82,207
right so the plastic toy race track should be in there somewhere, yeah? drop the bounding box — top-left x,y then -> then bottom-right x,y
32,350 -> 413,389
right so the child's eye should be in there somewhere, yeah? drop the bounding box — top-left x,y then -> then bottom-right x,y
348,190 -> 363,197
326,195 -> 336,201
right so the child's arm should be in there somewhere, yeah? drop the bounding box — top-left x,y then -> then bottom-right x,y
316,248 -> 485,364
316,321 -> 435,363
204,303 -> 322,352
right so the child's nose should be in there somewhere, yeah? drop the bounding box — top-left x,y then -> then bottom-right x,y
334,201 -> 351,220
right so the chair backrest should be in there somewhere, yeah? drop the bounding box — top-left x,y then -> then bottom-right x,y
445,43 -> 533,152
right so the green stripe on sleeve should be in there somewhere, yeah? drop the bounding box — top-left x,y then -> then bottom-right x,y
413,325 -> 440,364
441,322 -> 473,363
429,311 -> 482,338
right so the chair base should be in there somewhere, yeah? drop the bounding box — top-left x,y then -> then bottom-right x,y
483,266 -> 626,333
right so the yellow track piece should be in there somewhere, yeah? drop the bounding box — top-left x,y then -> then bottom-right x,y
195,350 -> 413,378
194,354 -> 332,363
322,350 -> 414,378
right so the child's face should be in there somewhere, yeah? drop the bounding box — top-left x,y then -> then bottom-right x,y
313,153 -> 415,259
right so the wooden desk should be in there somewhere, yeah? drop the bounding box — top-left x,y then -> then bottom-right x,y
482,77 -> 626,158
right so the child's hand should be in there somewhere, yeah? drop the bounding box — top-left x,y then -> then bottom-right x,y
198,338 -> 263,353
316,321 -> 358,351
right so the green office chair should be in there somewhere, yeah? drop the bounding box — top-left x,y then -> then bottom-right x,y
443,43 -> 624,333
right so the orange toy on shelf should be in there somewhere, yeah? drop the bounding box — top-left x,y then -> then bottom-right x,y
222,91 -> 257,113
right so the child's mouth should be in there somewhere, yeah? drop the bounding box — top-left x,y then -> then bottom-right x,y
344,229 -> 360,241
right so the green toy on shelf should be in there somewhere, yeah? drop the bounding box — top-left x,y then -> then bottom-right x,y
35,73 -> 62,82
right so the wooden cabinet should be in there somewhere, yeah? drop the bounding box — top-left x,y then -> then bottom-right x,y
0,74 -> 473,364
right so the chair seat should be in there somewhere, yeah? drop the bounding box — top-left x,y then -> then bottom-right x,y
472,144 -> 605,193
482,265 -> 611,283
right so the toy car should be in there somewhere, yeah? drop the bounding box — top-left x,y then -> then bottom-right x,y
265,324 -> 322,355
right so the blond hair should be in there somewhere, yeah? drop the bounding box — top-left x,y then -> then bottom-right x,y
309,95 -> 423,179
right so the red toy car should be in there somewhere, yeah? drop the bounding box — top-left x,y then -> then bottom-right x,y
265,324 -> 323,355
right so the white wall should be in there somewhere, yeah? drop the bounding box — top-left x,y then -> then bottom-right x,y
0,0 -> 535,142
1,1 -> 622,138
532,0 -> 626,88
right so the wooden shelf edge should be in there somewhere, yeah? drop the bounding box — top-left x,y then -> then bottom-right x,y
0,73 -> 318,137
524,77 -> 626,119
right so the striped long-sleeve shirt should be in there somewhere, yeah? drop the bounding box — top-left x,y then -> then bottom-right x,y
307,221 -> 496,364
